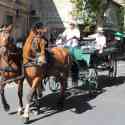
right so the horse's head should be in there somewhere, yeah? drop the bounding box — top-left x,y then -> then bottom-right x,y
32,22 -> 48,40
23,22 -> 47,65
30,22 -> 48,49
0,24 -> 18,59
0,24 -> 13,47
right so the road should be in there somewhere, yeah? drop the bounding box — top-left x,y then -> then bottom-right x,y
0,60 -> 125,125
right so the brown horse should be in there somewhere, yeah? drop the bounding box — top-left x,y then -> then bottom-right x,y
0,24 -> 24,114
22,23 -> 72,123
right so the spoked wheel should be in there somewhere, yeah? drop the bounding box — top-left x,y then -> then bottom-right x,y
87,68 -> 98,94
108,59 -> 117,78
49,76 -> 61,92
80,68 -> 98,93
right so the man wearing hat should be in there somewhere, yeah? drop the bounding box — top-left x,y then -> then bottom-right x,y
56,19 -> 80,47
88,27 -> 106,53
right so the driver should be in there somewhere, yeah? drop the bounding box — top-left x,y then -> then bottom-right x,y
88,27 -> 106,53
56,19 -> 80,48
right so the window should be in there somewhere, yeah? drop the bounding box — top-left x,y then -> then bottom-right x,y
5,15 -> 13,24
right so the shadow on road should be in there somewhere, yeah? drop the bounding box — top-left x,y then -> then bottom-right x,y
26,90 -> 98,124
8,75 -> 125,124
98,75 -> 125,89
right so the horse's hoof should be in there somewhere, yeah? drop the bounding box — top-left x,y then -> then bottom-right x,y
32,110 -> 40,116
22,117 -> 29,124
57,105 -> 63,111
57,101 -> 64,111
17,110 -> 23,116
4,104 -> 10,112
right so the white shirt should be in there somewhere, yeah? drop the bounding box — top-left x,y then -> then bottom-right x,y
88,33 -> 106,53
56,27 -> 80,47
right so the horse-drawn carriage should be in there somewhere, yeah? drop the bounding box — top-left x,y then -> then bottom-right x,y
48,37 -> 118,93
0,23 -> 123,124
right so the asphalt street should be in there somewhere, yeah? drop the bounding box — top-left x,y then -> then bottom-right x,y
0,60 -> 125,125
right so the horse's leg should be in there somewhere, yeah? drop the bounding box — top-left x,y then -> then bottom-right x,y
32,84 -> 43,101
57,76 -> 67,110
36,83 -> 43,99
71,62 -> 79,88
17,79 -> 24,115
0,85 -> 10,111
31,88 -> 41,112
31,84 -> 42,115
22,77 -> 41,123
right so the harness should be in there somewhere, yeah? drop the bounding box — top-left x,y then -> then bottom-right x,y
0,44 -> 24,87
24,37 -> 44,67
0,44 -> 19,72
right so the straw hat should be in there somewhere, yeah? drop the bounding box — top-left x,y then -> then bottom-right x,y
68,19 -> 77,25
97,27 -> 104,32
67,15 -> 77,25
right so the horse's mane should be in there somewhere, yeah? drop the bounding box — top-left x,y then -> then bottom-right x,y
23,31 -> 35,63
24,31 -> 35,47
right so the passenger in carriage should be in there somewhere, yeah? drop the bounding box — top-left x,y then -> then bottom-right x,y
88,27 -> 106,53
56,19 -> 80,48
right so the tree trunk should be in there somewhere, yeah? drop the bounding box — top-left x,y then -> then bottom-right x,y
96,0 -> 110,29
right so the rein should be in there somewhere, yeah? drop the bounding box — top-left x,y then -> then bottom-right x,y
24,36 -> 45,67
0,44 -> 18,56
0,65 -> 24,87
0,30 -> 24,86
0,43 -> 21,72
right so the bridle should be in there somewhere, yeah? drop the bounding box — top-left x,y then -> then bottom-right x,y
0,31 -> 18,69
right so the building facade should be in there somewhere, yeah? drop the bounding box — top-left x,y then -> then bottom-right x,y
113,0 -> 125,30
103,0 -> 123,31
0,0 -> 30,39
30,0 -> 124,32
0,0 -> 124,39
30,0 -> 74,31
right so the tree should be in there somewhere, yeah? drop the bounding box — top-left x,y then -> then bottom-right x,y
70,0 -> 95,24
70,0 -> 109,26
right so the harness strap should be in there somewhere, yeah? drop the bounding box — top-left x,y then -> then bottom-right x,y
0,65 -> 24,86
0,67 -> 18,72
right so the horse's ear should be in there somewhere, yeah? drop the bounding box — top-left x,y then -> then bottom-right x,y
6,24 -> 13,32
29,30 -> 36,38
44,27 -> 48,32
32,28 -> 37,35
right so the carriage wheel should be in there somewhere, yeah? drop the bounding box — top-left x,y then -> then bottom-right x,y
49,77 -> 61,92
87,68 -> 98,93
81,68 -> 98,92
108,59 -> 117,78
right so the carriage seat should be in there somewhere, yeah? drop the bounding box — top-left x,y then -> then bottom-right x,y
67,47 -> 91,67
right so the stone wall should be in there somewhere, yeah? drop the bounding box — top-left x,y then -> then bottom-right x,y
0,0 -> 30,39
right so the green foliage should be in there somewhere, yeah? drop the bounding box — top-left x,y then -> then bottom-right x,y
71,0 -> 125,32
70,0 -> 84,17
70,0 -> 101,25
88,0 -> 101,13
119,7 -> 125,31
